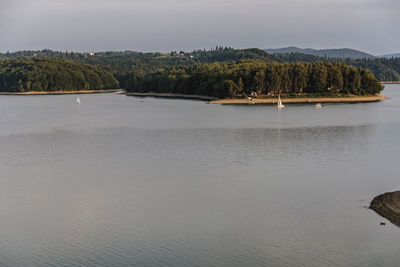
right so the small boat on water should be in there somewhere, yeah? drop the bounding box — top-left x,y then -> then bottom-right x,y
277,96 -> 284,109
76,97 -> 81,104
316,103 -> 322,108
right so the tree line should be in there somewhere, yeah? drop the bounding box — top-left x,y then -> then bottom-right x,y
1,48 -> 399,83
0,49 -> 390,95
125,60 -> 383,98
278,52 -> 400,81
0,58 -> 119,92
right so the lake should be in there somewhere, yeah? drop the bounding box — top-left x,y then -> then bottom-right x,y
1,85 -> 400,266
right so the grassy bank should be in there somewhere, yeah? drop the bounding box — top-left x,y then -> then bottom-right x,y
381,81 -> 400,84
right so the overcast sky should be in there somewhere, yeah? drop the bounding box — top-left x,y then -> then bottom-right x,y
0,0 -> 399,55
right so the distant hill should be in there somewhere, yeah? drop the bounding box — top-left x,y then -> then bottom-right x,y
378,53 -> 400,58
265,47 -> 375,59
0,47 -> 278,72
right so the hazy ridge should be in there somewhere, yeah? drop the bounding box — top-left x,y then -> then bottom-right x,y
265,47 -> 376,59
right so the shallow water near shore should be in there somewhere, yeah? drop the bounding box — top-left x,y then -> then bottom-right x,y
1,85 -> 400,266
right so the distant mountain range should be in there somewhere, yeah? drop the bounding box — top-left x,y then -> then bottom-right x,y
265,47 -> 376,59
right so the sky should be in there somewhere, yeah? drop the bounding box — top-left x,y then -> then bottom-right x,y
0,0 -> 399,55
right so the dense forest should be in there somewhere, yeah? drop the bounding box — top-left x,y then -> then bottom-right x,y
0,58 -> 118,92
0,48 -> 278,89
1,48 -> 400,84
0,48 -> 395,94
275,53 -> 400,81
125,60 -> 383,98
1,48 -> 400,86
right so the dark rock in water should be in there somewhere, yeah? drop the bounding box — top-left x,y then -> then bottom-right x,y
370,191 -> 400,227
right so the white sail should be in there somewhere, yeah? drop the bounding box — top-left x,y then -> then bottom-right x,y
76,97 -> 81,104
277,96 -> 284,109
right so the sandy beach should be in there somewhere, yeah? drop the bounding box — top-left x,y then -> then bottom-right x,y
370,191 -> 400,227
381,81 -> 400,84
0,89 -> 122,95
210,96 -> 389,104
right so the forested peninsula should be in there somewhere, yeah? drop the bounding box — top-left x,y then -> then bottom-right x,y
0,48 -> 388,99
125,60 -> 383,98
0,58 -> 118,92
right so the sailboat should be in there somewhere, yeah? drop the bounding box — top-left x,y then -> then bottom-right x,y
315,103 -> 322,108
76,96 -> 81,104
277,96 -> 284,109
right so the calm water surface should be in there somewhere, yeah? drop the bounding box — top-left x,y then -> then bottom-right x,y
1,86 -> 400,266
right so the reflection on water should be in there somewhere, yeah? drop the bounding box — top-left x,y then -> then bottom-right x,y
0,85 -> 400,266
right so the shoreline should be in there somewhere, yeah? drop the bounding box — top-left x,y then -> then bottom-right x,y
0,89 -> 122,95
210,95 -> 389,104
381,81 -> 400,84
370,191 -> 400,227
125,92 -> 218,101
